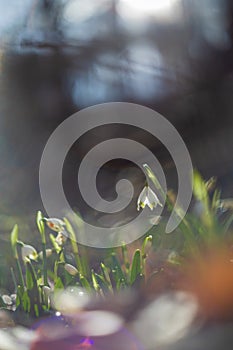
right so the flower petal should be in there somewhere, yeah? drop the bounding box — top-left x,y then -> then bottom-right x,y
147,187 -> 162,207
45,218 -> 65,232
137,186 -> 149,210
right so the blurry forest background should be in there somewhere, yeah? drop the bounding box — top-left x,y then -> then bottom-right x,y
0,0 -> 233,241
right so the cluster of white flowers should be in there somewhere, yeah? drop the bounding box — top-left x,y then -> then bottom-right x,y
43,218 -> 68,246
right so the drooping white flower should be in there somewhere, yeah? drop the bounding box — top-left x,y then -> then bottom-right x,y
44,217 -> 66,232
137,185 -> 162,211
21,244 -> 38,262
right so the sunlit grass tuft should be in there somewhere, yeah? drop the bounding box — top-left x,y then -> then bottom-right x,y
2,168 -> 232,318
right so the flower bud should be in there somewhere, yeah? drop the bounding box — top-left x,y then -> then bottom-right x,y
38,249 -> 53,260
64,263 -> 78,276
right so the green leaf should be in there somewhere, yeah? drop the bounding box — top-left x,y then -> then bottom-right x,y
34,304 -> 39,317
22,291 -> 30,313
130,249 -> 141,285
142,235 -> 152,258
10,224 -> 18,250
205,176 -> 217,193
212,189 -> 221,211
36,211 -> 45,236
91,270 -> 100,292
193,170 -> 208,201
121,243 -> 130,271
26,265 -> 34,290
63,218 -> 75,241
110,253 -> 127,289
10,267 -> 17,291
54,277 -> 64,290
79,274 -> 91,292
94,272 -> 110,293
100,263 -> 113,290
111,253 -> 125,281
63,218 -> 83,274
49,234 -> 62,254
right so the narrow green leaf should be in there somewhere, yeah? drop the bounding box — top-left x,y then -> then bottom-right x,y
49,234 -> 62,254
22,291 -> 30,313
142,235 -> 152,258
36,211 -> 45,237
193,170 -> 208,201
63,218 -> 75,242
79,274 -> 91,292
10,224 -> 18,254
26,265 -> 34,290
111,269 -> 117,285
34,304 -> 39,317
94,272 -> 110,292
91,270 -> 100,292
117,278 -> 127,290
205,176 -> 217,192
54,277 -> 64,290
111,253 -> 125,281
10,267 -> 17,291
121,243 -> 130,270
212,189 -> 221,210
100,263 -> 113,291
130,249 -> 141,285
63,218 -> 83,274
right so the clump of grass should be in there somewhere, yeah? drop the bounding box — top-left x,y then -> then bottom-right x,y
8,214 -> 153,317
3,168 -> 233,318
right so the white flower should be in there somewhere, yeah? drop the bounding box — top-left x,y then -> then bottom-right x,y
2,295 -> 13,306
1,294 -> 17,311
44,217 -> 66,232
137,185 -> 162,211
21,244 -> 38,262
64,263 -> 78,276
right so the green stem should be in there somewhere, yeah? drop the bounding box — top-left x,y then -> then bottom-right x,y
16,257 -> 25,288
42,242 -> 48,285
10,267 -> 18,291
63,218 -> 83,274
